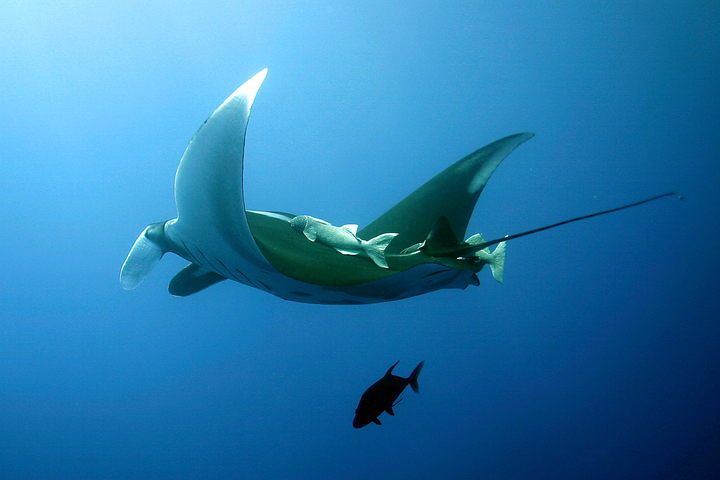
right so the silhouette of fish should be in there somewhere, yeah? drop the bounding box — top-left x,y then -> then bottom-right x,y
353,361 -> 424,428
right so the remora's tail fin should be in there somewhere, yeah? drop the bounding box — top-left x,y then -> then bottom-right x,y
470,238 -> 506,283
408,361 -> 424,394
488,242 -> 506,283
120,226 -> 166,290
363,233 -> 399,268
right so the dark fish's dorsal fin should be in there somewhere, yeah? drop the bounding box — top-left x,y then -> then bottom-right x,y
385,360 -> 400,377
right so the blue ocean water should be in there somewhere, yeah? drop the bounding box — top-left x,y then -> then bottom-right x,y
1,1 -> 718,478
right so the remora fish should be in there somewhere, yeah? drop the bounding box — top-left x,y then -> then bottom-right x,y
288,215 -> 398,268
353,361 -> 424,428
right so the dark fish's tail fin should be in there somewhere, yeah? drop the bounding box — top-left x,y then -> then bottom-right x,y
408,361 -> 424,394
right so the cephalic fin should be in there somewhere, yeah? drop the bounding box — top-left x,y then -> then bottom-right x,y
168,263 -> 226,296
120,226 -> 165,290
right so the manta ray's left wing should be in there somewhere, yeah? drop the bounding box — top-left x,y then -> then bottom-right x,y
168,69 -> 270,270
359,133 -> 534,254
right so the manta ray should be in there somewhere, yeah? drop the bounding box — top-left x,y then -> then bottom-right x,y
120,69 -> 674,305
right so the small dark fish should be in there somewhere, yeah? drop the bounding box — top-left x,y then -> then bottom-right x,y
353,361 -> 424,428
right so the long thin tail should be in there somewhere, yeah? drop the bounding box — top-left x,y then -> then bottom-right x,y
408,361 -> 424,394
460,192 -> 679,255
363,233 -> 399,268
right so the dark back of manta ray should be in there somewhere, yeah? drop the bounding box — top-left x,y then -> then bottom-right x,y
358,135 -> 522,254
247,135 -> 528,288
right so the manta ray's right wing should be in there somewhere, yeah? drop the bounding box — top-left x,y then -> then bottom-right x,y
167,69 -> 273,276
